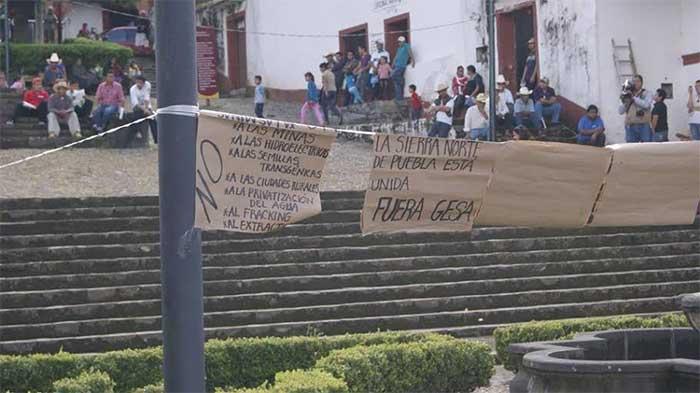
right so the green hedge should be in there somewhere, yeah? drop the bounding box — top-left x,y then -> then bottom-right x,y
0,38 -> 132,75
53,370 -> 116,393
315,340 -> 494,393
220,370 -> 349,393
0,332 -> 451,393
494,313 -> 690,371
130,383 -> 164,393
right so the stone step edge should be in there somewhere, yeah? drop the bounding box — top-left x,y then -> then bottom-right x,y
3,253 -> 697,290
1,280 -> 692,327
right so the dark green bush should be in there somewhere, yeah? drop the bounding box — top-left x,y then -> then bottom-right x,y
315,340 -> 494,393
219,370 -> 349,393
52,370 -> 115,393
494,313 -> 690,371
0,39 -> 132,75
130,382 -> 164,393
0,332 -> 450,393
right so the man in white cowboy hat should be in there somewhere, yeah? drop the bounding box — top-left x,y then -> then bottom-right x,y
427,83 -> 454,138
514,86 -> 537,130
466,93 -> 490,141
47,80 -> 82,139
43,53 -> 66,89
391,35 -> 415,101
495,74 -> 514,131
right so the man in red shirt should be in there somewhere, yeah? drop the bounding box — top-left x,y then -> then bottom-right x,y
92,72 -> 125,132
5,77 -> 49,126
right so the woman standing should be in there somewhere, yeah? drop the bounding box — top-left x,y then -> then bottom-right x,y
300,72 -> 325,125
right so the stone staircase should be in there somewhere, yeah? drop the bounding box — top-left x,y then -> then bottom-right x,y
1,117 -> 98,149
1,192 -> 698,355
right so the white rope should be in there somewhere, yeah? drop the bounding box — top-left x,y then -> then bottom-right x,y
157,105 -> 200,118
0,115 -> 156,170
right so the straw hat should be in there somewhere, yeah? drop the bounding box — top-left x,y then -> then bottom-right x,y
435,83 -> 449,92
53,80 -> 68,91
518,86 -> 532,96
496,74 -> 507,84
398,36 -> 406,42
475,93 -> 488,103
48,53 -> 61,63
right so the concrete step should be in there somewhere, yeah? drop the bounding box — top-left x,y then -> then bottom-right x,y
0,296 -> 683,354
1,261 -> 695,326
0,136 -> 99,149
2,256 -> 695,309
2,280 -> 694,342
4,228 -> 697,264
0,191 -> 361,210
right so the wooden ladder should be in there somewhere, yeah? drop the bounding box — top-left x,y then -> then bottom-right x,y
612,38 -> 638,87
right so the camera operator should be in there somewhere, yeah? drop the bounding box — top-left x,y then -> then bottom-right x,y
617,74 -> 653,143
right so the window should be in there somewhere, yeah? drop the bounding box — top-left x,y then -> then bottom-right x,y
661,83 -> 673,99
106,29 -> 128,42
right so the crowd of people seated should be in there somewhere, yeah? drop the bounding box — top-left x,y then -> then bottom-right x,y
3,52 -> 157,145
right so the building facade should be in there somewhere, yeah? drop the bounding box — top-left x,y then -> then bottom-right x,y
231,0 -> 699,143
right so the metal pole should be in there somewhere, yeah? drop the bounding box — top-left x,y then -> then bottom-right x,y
487,0 -> 497,141
155,1 -> 205,392
4,0 -> 10,75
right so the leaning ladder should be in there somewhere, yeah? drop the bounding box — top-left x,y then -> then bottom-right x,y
612,38 -> 638,87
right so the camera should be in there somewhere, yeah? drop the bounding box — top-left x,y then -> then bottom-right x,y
620,79 -> 635,100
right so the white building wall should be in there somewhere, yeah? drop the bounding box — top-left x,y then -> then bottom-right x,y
62,3 -> 103,40
596,0 -> 685,143
536,0 -> 600,112
680,0 -> 700,117
245,0 -> 485,100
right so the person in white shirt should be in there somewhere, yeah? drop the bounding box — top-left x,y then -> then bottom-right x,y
427,83 -> 454,138
688,80 -> 700,140
495,74 -> 514,133
466,93 -> 490,141
68,80 -> 93,119
370,40 -> 391,99
127,75 -> 157,144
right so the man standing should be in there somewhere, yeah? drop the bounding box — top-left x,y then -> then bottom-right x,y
391,36 -> 415,101
576,105 -> 606,147
370,41 -> 390,99
651,89 -> 668,142
427,83 -> 453,138
254,75 -> 265,118
47,81 -> 81,139
464,65 -> 484,99
688,80 -> 700,140
331,52 -> 346,95
521,37 -> 538,90
44,6 -> 58,43
135,10 -> 151,49
495,74 -> 514,133
320,63 -> 342,125
355,46 -> 372,102
92,72 -> 124,132
532,77 -> 561,127
618,74 -> 653,143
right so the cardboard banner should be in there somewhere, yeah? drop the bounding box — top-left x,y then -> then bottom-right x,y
195,112 -> 336,233
361,135 -> 504,233
476,141 -> 612,227
589,142 -> 700,226
196,26 -> 220,100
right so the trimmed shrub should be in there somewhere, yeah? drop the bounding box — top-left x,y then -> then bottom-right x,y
0,332 -> 451,393
52,370 -> 115,393
494,313 -> 690,371
219,370 -> 348,393
315,340 -> 494,393
0,39 -> 132,75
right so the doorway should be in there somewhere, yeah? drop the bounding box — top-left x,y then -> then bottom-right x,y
497,4 -> 537,93
384,13 -> 410,60
339,23 -> 368,55
226,11 -> 247,89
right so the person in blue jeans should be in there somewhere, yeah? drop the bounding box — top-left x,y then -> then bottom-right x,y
651,89 -> 668,142
391,36 -> 415,101
532,77 -> 561,127
344,72 -> 363,105
618,74 -> 653,143
427,83 -> 453,138
688,81 -> 700,140
576,105 -> 606,147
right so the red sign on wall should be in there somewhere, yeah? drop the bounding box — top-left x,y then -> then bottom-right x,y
196,26 -> 220,100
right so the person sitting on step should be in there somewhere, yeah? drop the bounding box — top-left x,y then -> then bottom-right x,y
47,80 -> 82,139
532,77 -> 561,127
92,71 -> 125,132
67,80 -> 93,120
5,77 -> 49,126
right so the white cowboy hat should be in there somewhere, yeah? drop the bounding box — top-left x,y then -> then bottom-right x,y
475,93 -> 488,103
518,86 -> 532,96
48,53 -> 61,63
398,36 -> 406,42
496,74 -> 507,84
435,83 -> 449,92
